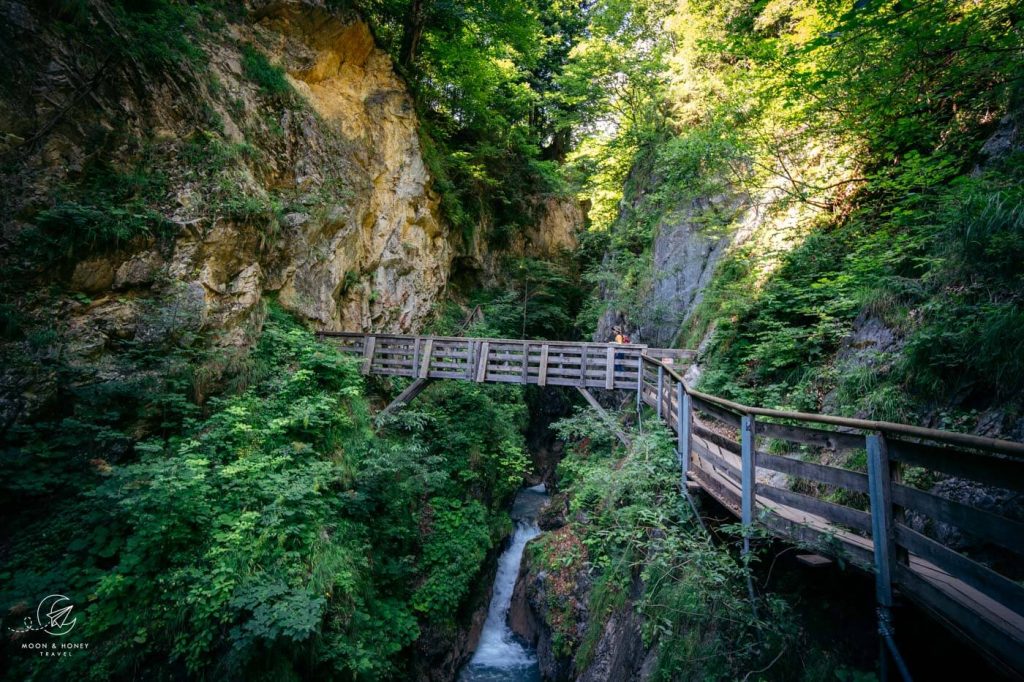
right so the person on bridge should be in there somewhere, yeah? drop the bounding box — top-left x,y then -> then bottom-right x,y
612,327 -> 630,372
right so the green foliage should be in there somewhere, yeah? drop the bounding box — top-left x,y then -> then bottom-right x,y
19,162 -> 173,267
115,0 -> 212,67
242,45 -> 292,99
583,0 -> 1024,422
357,0 -> 585,244
690,156 -> 1024,416
447,257 -> 583,340
550,408 -> 863,679
47,0 -> 219,69
1,305 -> 532,679
412,498 -> 491,618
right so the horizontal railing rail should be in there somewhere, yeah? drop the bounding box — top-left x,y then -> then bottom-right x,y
320,332 -> 655,391
640,353 -> 1024,457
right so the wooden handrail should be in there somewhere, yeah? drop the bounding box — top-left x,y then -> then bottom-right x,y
318,330 -> 650,350
320,331 -> 1024,456
639,353 -> 1024,457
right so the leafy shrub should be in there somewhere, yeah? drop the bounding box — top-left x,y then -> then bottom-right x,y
13,162 -> 174,274
1,304 -> 534,679
549,409 -> 853,679
412,498 -> 491,618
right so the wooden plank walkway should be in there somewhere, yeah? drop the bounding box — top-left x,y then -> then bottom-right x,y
320,331 -> 1024,678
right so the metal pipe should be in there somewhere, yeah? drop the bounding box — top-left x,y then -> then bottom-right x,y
878,607 -> 913,682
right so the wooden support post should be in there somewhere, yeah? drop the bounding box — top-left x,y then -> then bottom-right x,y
867,432 -> 911,682
466,340 -> 476,380
680,389 -> 692,478
577,387 -> 631,447
538,344 -> 550,387
636,355 -> 644,413
741,415 -> 756,558
675,378 -> 684,478
412,337 -> 421,377
418,339 -> 433,379
892,459 -> 908,568
579,348 -> 588,387
675,380 -> 683,445
605,346 -> 615,390
867,433 -> 896,609
521,343 -> 530,383
657,365 -> 665,419
379,378 -> 433,417
361,336 -> 376,375
677,381 -> 694,484
475,342 -> 489,382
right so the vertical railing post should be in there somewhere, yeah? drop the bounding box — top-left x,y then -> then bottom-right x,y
636,354 -> 644,413
476,342 -> 490,383
465,340 -> 476,380
675,380 -> 684,457
679,386 -> 692,481
867,432 -> 912,682
740,415 -> 756,558
361,335 -> 376,376
657,365 -> 665,419
867,433 -> 895,611
521,343 -> 530,383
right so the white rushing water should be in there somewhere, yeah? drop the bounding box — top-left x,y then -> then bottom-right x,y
459,485 -> 547,682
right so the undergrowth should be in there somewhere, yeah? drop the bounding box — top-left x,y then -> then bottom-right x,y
537,407 -> 874,680
0,304 -> 531,679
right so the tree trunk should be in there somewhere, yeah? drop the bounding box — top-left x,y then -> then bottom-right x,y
399,0 -> 427,71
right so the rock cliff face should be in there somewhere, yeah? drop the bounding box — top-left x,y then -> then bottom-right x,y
629,194 -> 739,347
0,0 -> 467,429
509,525 -> 656,682
1,1 -> 451,346
257,4 -> 453,330
460,196 -> 584,287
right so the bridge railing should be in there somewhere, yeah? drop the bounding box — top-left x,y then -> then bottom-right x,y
318,332 -> 682,390
639,353 -> 1024,676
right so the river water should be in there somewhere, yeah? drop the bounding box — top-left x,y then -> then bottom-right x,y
458,483 -> 549,682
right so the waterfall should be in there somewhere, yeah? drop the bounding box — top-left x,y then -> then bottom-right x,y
459,485 -> 547,682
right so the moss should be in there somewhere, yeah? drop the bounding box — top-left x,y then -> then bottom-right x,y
529,526 -> 589,656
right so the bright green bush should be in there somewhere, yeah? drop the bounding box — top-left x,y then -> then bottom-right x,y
0,304 -> 531,679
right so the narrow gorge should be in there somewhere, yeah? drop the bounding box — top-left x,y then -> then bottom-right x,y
2,1 -> 1022,681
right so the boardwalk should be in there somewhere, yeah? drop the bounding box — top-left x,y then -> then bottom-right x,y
321,331 -> 1024,678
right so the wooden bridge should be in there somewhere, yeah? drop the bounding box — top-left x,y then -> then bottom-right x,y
320,331 -> 1024,679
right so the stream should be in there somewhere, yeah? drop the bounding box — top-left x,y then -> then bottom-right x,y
458,483 -> 549,682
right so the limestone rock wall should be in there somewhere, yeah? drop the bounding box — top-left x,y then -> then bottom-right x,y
1,1 -> 451,356
0,0 -> 467,431
256,3 -> 452,331
461,196 -> 584,286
